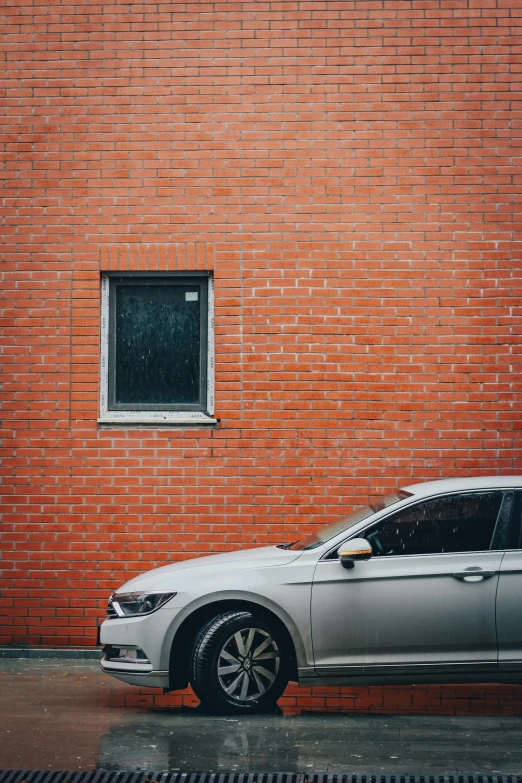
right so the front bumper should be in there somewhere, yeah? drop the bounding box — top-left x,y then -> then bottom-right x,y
99,603 -> 181,689
100,657 -> 170,688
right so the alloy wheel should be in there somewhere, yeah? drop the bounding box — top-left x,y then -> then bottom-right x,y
216,627 -> 280,701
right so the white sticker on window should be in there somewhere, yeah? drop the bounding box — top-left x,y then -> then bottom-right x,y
185,291 -> 198,302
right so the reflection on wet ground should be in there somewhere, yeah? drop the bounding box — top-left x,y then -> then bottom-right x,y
1,659 -> 522,775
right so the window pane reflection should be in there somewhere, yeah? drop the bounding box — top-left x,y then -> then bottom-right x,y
366,492 -> 503,556
115,284 -> 201,405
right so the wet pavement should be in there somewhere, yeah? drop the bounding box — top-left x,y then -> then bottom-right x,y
1,659 -> 522,775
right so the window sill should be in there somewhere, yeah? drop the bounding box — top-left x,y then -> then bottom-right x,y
98,412 -> 218,426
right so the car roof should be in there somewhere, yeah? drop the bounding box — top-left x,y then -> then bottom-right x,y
402,476 -> 522,497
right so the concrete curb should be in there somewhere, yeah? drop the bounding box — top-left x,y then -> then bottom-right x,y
0,647 -> 101,659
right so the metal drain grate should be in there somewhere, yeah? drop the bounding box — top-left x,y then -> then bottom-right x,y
1,773 -> 521,783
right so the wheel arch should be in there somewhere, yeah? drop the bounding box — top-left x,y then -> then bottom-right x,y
165,594 -> 303,691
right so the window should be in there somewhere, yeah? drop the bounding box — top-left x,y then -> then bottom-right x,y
508,491 -> 522,549
363,492 -> 503,557
99,274 -> 215,424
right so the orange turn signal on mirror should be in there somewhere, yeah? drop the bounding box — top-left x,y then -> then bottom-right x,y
339,548 -> 372,558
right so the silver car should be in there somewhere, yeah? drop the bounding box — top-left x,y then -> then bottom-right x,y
100,476 -> 522,713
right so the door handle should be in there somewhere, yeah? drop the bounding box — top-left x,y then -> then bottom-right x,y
452,567 -> 496,582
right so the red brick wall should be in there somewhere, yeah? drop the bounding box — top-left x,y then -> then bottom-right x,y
2,0 -> 522,714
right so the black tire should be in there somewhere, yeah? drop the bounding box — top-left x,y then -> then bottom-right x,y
190,610 -> 290,714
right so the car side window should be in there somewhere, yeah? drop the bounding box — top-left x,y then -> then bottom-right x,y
363,491 -> 504,557
508,491 -> 522,549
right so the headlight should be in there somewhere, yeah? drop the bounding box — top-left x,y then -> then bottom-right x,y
110,591 -> 176,617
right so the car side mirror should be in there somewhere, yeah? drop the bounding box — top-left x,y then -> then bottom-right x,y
338,538 -> 373,569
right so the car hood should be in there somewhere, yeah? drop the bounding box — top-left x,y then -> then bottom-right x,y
118,545 -> 303,592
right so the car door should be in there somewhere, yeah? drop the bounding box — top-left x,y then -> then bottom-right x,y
311,490 -> 508,675
496,490 -> 522,672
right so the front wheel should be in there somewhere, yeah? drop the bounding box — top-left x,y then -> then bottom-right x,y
190,610 -> 290,714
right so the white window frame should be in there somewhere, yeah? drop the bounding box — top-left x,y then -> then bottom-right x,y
98,273 -> 216,425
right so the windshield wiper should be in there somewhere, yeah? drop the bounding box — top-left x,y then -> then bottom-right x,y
277,541 -> 299,550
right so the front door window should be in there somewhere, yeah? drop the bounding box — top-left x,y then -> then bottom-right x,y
365,491 -> 503,557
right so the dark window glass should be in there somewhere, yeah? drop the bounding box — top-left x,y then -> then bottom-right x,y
508,491 -> 522,549
109,277 -> 208,410
364,492 -> 503,557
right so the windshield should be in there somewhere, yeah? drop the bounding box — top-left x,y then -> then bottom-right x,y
286,489 -> 413,551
